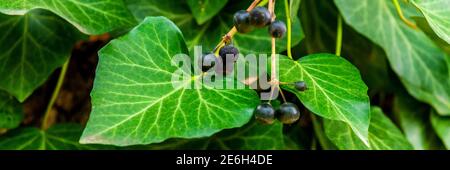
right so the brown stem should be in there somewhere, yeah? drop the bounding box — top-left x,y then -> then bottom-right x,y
269,0 -> 277,89
213,0 -> 262,52
279,85 -> 287,103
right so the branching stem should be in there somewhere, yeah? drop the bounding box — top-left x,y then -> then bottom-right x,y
269,0 -> 278,102
213,0 -> 263,53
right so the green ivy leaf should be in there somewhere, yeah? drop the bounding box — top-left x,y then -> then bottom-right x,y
299,0 -> 393,94
414,17 -> 450,54
0,10 -> 82,101
290,0 -> 301,19
125,0 -> 303,54
134,120 -> 285,150
393,94 -> 443,150
278,54 -> 370,146
334,0 -> 450,115
411,0 -> 450,44
80,17 -> 260,146
0,0 -> 136,34
0,91 -> 23,129
0,124 -> 109,150
283,124 -> 308,150
430,111 -> 450,149
125,0 -> 191,24
187,0 -> 228,25
324,107 -> 414,150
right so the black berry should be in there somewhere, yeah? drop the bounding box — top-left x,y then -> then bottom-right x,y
269,20 -> 286,38
233,10 -> 252,33
294,81 -> 307,91
199,53 -> 217,72
215,57 -> 234,75
219,45 -> 239,62
249,7 -> 271,28
254,103 -> 275,124
276,102 -> 300,124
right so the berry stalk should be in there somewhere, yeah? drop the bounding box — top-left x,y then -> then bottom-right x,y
268,0 -> 279,100
213,0 -> 263,53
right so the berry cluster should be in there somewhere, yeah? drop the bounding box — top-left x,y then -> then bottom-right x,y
199,6 -> 287,75
199,5 -> 306,125
254,81 -> 307,125
234,7 -> 286,38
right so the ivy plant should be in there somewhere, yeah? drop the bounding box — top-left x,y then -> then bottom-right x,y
0,0 -> 448,150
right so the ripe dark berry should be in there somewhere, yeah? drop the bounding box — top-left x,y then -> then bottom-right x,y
249,7 -> 271,28
276,102 -> 300,124
254,103 -> 275,124
215,57 -> 234,75
269,20 -> 286,38
219,45 -> 239,62
199,53 -> 217,72
233,10 -> 252,33
294,81 -> 307,91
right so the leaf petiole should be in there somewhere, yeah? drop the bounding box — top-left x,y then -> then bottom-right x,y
335,15 -> 343,56
392,0 -> 417,29
284,0 -> 293,60
41,57 -> 70,130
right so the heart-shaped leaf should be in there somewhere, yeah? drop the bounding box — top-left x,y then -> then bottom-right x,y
430,111 -> 450,149
0,91 -> 23,129
334,0 -> 450,115
0,10 -> 82,101
80,17 -> 260,146
0,0 -> 136,34
411,0 -> 450,44
278,54 -> 370,145
187,0 -> 228,25
0,124 -> 110,150
324,107 -> 413,150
